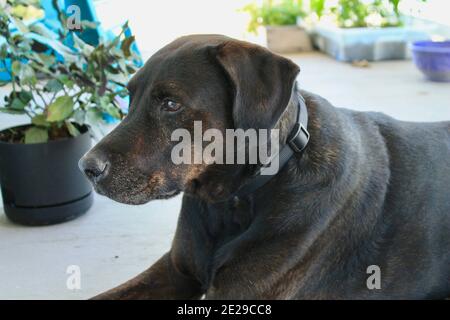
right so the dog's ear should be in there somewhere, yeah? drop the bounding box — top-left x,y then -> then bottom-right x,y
213,40 -> 300,130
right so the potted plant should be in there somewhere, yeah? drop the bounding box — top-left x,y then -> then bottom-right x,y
0,0 -> 140,225
311,0 -> 430,61
243,0 -> 313,53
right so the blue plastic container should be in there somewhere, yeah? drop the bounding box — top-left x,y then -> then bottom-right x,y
313,25 -> 429,62
412,40 -> 450,82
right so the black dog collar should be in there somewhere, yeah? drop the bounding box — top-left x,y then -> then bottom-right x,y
233,94 -> 310,199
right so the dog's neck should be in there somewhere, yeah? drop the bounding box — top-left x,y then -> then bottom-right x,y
274,84 -> 302,147
230,85 -> 308,199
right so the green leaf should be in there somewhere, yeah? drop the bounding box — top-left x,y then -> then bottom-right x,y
105,102 -> 121,119
19,64 -> 37,85
0,44 -> 7,59
57,75 -> 74,89
126,65 -> 137,74
11,16 -> 29,33
120,36 -> 135,57
118,59 -> 127,74
58,74 -> 70,83
6,91 -> 32,110
86,108 -> 103,126
44,79 -> 63,92
72,108 -> 86,124
29,23 -> 58,39
32,114 -> 50,127
12,62 -> 36,85
108,33 -> 122,50
80,20 -> 99,29
107,72 -> 127,84
25,33 -> 77,63
72,33 -> 94,56
10,97 -> 26,109
11,60 -> 21,75
20,64 -> 36,85
37,53 -> 56,67
46,95 -> 74,122
65,121 -> 80,137
66,80 -> 75,89
0,107 -> 26,115
25,127 -> 48,144
18,91 -> 33,104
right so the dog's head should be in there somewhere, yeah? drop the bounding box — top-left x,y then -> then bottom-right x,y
79,35 -> 299,204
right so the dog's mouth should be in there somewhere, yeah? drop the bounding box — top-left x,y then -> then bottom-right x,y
152,189 -> 181,200
95,184 -> 181,205
92,173 -> 181,205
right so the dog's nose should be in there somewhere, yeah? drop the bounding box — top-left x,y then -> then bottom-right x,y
78,153 -> 109,183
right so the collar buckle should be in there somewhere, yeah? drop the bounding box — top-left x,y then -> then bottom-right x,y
288,123 -> 310,153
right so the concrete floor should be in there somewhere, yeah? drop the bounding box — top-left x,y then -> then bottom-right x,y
0,52 -> 449,299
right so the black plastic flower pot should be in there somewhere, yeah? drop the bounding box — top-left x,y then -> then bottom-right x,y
0,125 -> 93,226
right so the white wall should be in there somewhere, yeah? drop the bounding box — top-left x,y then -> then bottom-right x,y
94,0 -> 263,55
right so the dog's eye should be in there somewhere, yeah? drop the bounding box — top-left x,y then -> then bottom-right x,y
161,99 -> 183,113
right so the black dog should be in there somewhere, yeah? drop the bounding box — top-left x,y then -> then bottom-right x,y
79,35 -> 450,299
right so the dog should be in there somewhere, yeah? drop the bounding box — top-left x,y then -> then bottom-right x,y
79,35 -> 450,299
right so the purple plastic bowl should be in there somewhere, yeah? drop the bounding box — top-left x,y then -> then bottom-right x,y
412,40 -> 450,82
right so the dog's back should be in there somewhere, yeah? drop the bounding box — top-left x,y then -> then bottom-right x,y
346,108 -> 450,298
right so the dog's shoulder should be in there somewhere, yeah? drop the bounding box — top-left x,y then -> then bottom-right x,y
301,89 -> 450,156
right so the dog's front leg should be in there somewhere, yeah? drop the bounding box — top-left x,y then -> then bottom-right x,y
91,252 -> 202,300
